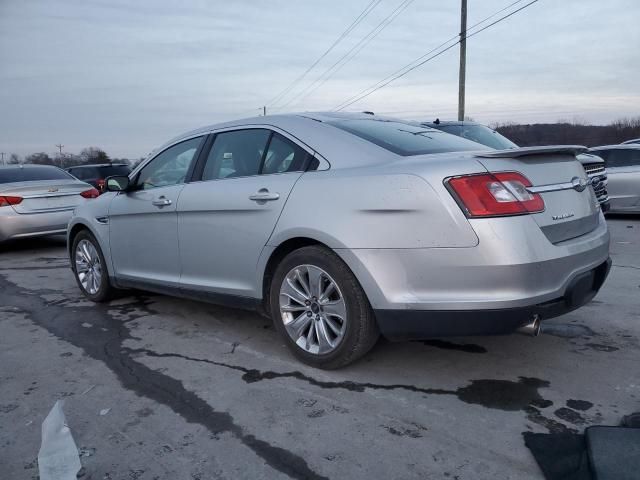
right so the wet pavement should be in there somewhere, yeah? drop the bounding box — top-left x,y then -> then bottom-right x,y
0,217 -> 639,479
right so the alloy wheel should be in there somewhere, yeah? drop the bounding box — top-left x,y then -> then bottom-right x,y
75,239 -> 103,295
279,264 -> 347,355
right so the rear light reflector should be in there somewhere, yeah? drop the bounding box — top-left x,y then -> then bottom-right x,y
80,188 -> 100,199
0,195 -> 23,207
446,172 -> 544,217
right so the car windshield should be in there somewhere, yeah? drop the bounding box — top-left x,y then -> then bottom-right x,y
0,166 -> 74,184
435,124 -> 518,150
326,118 -> 487,156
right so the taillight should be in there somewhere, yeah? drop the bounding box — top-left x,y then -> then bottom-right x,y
446,172 -> 544,218
80,188 -> 100,199
0,195 -> 23,207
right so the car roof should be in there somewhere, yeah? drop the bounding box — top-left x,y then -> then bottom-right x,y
170,111 -> 444,141
622,138 -> 640,144
147,112 -> 447,170
0,164 -> 61,169
67,163 -> 129,169
424,120 -> 482,127
589,144 -> 640,151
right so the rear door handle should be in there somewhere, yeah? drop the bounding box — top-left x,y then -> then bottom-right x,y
249,189 -> 280,202
152,196 -> 172,207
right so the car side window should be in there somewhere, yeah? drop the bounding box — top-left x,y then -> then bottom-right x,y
137,137 -> 202,190
594,150 -> 609,162
70,168 -> 86,180
202,129 -> 271,181
606,149 -> 636,168
262,133 -> 311,174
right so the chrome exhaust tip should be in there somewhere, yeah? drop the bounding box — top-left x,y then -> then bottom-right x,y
516,314 -> 541,337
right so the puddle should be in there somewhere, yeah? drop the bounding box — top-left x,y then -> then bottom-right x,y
420,339 -> 487,354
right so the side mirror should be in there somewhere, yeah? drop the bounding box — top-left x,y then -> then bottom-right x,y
105,175 -> 130,192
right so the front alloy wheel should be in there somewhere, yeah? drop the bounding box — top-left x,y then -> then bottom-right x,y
71,230 -> 115,302
75,239 -> 103,295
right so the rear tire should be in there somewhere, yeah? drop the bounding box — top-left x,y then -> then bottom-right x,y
270,245 -> 379,369
71,230 -> 115,303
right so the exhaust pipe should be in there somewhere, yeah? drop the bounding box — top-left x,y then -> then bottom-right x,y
516,314 -> 541,337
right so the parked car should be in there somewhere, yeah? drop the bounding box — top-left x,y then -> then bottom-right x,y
68,113 -> 610,368
588,145 -> 640,213
0,165 -> 98,243
427,120 -> 610,211
66,163 -> 131,193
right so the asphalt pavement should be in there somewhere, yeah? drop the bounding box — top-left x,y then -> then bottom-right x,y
0,216 -> 638,480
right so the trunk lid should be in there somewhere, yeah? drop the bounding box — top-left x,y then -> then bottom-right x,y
0,180 -> 90,214
475,146 -> 600,244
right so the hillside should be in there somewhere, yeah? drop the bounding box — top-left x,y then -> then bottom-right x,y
493,118 -> 640,147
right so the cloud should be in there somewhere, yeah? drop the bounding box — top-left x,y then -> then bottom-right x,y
1,0 -> 638,157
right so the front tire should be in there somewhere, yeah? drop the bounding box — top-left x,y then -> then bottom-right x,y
71,230 -> 115,302
270,245 -> 379,369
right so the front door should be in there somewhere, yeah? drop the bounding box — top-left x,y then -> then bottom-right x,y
109,136 -> 204,286
178,129 -> 312,298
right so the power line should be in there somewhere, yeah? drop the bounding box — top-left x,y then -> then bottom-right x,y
333,0 -> 527,111
274,0 -> 414,112
265,0 -> 383,109
334,0 -> 537,111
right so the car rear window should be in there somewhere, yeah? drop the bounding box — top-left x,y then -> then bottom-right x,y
435,124 -> 518,150
595,149 -> 640,168
0,166 -> 74,184
98,165 -> 131,176
326,119 -> 487,156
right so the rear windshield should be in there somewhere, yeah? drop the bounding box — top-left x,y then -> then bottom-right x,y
0,166 -> 73,184
434,124 -> 518,150
98,165 -> 131,176
69,165 -> 131,180
326,119 -> 487,156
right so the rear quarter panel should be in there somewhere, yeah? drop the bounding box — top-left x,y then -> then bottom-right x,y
269,162 -> 481,249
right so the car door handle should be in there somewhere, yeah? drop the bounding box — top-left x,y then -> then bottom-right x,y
152,197 -> 172,207
249,189 -> 280,202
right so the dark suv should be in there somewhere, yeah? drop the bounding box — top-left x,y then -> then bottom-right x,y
66,164 -> 131,193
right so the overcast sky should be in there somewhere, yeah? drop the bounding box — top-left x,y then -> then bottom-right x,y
1,0 -> 638,158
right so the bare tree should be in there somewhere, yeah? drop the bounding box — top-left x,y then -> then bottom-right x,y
80,147 -> 110,165
9,153 -> 21,164
24,152 -> 54,165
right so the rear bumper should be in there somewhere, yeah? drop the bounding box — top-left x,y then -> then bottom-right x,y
375,258 -> 611,340
0,208 -> 73,242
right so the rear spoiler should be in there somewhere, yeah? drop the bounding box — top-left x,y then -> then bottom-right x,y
475,145 -> 588,158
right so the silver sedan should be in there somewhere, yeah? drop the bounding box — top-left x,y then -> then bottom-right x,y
0,165 -> 98,243
68,113 -> 611,368
589,144 -> 640,213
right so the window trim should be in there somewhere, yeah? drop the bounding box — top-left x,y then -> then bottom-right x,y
128,133 -> 207,184
131,135 -> 206,191
190,126 -> 327,184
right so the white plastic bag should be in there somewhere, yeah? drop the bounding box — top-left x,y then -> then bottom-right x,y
38,400 -> 81,480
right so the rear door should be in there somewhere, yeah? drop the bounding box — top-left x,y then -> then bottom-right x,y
599,149 -> 640,211
177,128 -> 311,297
109,136 -> 204,286
476,150 -> 599,244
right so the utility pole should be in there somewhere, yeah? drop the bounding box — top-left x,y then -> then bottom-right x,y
457,0 -> 467,121
0,152 -> 5,166
55,144 -> 64,168
263,106 -> 267,116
